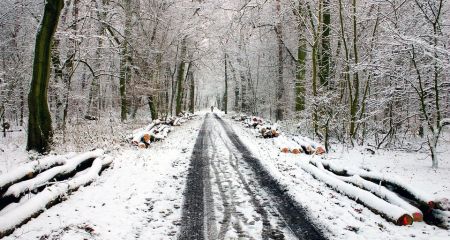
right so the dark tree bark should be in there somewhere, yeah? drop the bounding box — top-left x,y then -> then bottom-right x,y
119,0 -> 132,122
189,70 -> 195,113
223,53 -> 228,114
319,0 -> 331,87
27,0 -> 64,153
275,0 -> 284,121
148,95 -> 158,120
295,2 -> 307,112
175,37 -> 187,116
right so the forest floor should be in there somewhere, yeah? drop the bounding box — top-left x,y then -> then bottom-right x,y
0,112 -> 449,239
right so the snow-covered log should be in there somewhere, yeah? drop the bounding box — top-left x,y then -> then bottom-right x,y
245,116 -> 264,128
337,174 -> 423,221
273,136 -> 301,154
131,122 -> 158,144
153,125 -> 172,141
0,155 -> 112,238
0,153 -> 76,194
291,136 -> 326,155
2,149 -> 104,199
441,118 -> 450,127
435,198 -> 450,211
309,160 -> 422,221
299,162 -> 413,225
319,160 -> 436,210
258,124 -> 280,138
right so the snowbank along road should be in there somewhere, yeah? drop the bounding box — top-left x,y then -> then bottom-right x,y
179,113 -> 325,240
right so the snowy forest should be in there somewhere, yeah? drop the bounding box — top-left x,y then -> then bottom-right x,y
0,0 -> 450,239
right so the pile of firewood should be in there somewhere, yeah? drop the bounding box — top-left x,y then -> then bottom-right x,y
233,115 -> 281,139
130,112 -> 194,148
300,159 -> 449,228
0,150 -> 111,237
273,135 -> 326,155
232,115 -> 325,155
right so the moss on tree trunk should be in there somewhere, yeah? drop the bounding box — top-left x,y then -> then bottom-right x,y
175,37 -> 187,116
27,0 -> 64,153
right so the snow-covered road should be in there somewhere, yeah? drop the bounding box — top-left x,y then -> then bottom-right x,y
179,113 -> 324,240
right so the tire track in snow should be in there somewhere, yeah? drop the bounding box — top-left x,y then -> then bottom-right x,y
180,113 -> 326,240
213,128 -> 280,240
214,114 -> 326,240
208,131 -> 251,239
179,114 -> 211,240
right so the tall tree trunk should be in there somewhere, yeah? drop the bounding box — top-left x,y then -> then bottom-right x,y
307,3 -> 319,135
295,3 -> 307,112
223,53 -> 228,114
349,0 -> 360,139
62,0 -> 79,138
189,70 -> 195,113
175,37 -> 187,116
275,0 -> 284,121
229,60 -> 240,112
237,32 -> 248,113
119,0 -> 132,122
338,0 -> 352,139
319,0 -> 331,87
87,0 -> 107,119
147,95 -> 157,120
27,0 -> 64,153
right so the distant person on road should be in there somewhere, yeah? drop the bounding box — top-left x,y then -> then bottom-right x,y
211,106 -> 214,112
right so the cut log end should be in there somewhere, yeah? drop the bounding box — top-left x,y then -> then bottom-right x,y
280,147 -> 289,153
291,148 -> 301,154
397,214 -> 413,226
315,146 -> 326,155
143,133 -> 151,143
412,212 -> 423,222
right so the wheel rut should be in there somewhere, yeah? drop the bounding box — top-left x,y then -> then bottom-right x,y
179,113 -> 326,240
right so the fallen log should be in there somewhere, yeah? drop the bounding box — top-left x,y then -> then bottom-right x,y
309,160 -> 422,221
153,125 -> 172,141
291,136 -> 325,155
319,160 -> 436,211
336,174 -> 423,222
0,153 -> 76,196
273,136 -> 302,154
299,162 -> 413,226
435,198 -> 450,211
258,124 -> 280,138
2,149 -> 104,201
0,155 -> 112,238
429,209 -> 450,229
131,122 -> 158,145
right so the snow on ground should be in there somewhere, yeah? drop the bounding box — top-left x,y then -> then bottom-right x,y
222,115 -> 450,240
0,127 -> 29,175
1,112 -> 449,239
1,117 -> 203,240
326,144 -> 450,200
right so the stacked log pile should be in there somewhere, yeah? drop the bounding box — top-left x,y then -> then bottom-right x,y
232,115 -> 325,155
300,159 -> 449,228
0,150 -> 111,237
130,112 -> 195,148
